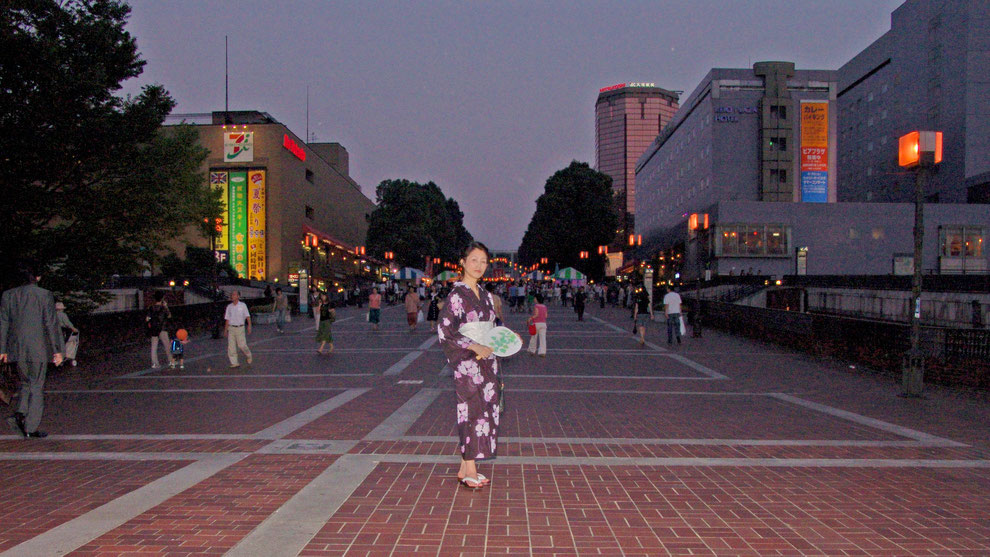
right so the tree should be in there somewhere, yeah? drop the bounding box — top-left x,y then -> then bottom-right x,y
365,179 -> 473,269
0,0 -> 221,309
518,161 -> 618,281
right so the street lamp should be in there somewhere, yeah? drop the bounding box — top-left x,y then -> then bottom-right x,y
898,130 -> 942,397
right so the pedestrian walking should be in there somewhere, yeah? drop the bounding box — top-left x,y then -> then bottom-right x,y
631,288 -> 653,346
664,287 -> 683,345
527,294 -> 548,356
404,286 -> 421,332
486,283 -> 504,326
146,291 -> 174,369
316,295 -> 336,354
312,288 -> 322,330
1,262 -> 64,439
368,289 -> 382,331
224,290 -> 252,368
426,290 -> 441,328
438,242 -> 500,490
55,301 -> 80,367
574,286 -> 587,321
273,287 -> 288,333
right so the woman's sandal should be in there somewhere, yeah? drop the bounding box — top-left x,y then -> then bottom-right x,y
460,476 -> 486,489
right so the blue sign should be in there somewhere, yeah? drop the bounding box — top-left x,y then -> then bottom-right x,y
801,171 -> 828,203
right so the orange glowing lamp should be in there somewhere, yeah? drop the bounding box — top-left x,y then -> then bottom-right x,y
898,131 -> 942,168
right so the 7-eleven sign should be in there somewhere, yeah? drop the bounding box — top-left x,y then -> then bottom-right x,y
224,131 -> 254,162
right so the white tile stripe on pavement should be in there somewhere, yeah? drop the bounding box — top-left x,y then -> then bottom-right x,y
770,392 -> 967,447
400,436 -> 961,447
0,453 -> 247,557
225,454 -> 379,557
251,388 -> 369,439
363,388 -> 442,441
383,336 -> 438,376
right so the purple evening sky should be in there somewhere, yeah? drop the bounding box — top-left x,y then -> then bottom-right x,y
121,0 -> 903,250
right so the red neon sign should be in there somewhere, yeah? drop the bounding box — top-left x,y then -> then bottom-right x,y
599,83 -> 626,93
282,134 -> 306,161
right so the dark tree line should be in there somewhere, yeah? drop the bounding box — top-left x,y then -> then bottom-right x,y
518,161 -> 618,280
365,179 -> 473,269
0,0 -> 221,309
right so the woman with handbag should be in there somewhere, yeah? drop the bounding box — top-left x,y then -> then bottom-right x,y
527,294 -> 548,357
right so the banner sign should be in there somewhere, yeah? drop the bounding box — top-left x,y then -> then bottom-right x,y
229,171 -> 248,277
800,101 -> 828,203
247,170 -> 267,280
210,171 -> 230,252
224,132 -> 254,163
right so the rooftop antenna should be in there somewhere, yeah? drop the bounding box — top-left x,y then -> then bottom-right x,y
224,35 -> 229,124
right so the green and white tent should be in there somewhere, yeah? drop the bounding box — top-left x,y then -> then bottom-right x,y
434,270 -> 459,282
554,267 -> 586,280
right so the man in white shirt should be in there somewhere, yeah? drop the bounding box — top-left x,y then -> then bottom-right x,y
663,287 -> 683,345
224,290 -> 252,367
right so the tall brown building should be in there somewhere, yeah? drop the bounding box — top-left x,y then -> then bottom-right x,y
595,83 -> 679,246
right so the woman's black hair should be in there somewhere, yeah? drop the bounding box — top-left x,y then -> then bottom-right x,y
536,293 -> 544,303
459,241 -> 490,261
154,291 -> 166,302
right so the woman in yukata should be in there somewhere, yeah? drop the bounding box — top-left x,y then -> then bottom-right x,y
437,242 -> 501,489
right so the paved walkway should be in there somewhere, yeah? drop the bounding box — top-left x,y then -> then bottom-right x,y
2,301 -> 989,556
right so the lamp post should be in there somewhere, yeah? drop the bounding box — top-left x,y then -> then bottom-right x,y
898,131 -> 943,397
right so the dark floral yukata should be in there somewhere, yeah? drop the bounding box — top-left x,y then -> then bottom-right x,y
438,282 -> 501,460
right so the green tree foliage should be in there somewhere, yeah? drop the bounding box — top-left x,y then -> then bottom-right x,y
366,179 -> 473,269
0,0 -> 220,309
518,161 -> 618,280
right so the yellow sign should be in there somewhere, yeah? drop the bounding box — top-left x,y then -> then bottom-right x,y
801,102 -> 828,148
247,170 -> 267,280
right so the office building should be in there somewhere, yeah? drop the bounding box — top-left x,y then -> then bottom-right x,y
166,111 -> 378,287
837,0 -> 990,203
595,83 -> 679,244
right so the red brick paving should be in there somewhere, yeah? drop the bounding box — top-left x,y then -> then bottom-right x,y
4,306 -> 990,555
0,459 -> 190,552
0,438 -> 268,454
68,454 -> 336,556
349,439 -> 990,461
42,390 -> 340,434
300,463 -> 990,556
286,385 -> 421,440
409,391 -> 904,441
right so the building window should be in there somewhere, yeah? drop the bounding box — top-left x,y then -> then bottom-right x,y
305,205 -> 314,220
305,169 -> 314,183
941,227 -> 984,257
769,137 -> 787,151
770,105 -> 787,119
717,224 -> 790,257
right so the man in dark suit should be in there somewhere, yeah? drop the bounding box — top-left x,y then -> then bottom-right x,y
1,263 -> 64,439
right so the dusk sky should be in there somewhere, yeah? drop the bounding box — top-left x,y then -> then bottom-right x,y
121,0 -> 904,250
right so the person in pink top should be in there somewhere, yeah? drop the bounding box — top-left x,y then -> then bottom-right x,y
368,290 -> 382,331
527,294 -> 548,357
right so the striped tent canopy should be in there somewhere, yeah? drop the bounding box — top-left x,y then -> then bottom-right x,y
395,267 -> 426,280
554,267 -> 586,280
526,270 -> 543,280
434,270 -> 459,282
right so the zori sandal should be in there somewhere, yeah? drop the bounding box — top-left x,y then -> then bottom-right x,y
460,476 -> 485,489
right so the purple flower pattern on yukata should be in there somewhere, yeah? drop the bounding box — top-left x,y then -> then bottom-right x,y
438,282 -> 501,461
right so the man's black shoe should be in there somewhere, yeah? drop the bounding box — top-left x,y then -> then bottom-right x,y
6,414 -> 26,437
25,430 -> 48,439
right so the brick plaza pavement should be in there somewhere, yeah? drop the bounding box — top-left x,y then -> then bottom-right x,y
2,301 -> 989,556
